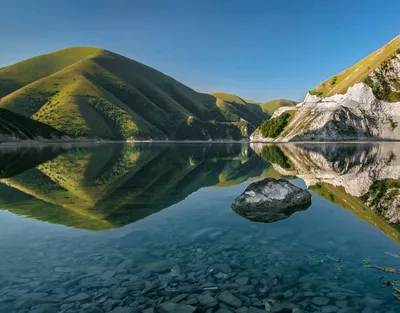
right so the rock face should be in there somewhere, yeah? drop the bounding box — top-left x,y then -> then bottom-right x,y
251,83 -> 400,142
232,178 -> 312,223
251,46 -> 400,143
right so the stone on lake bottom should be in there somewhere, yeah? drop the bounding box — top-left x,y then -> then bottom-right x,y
218,290 -> 242,308
63,293 -> 91,303
158,302 -> 197,313
248,307 -> 267,313
312,297 -> 330,306
235,277 -> 249,285
197,294 -> 218,308
322,305 -> 339,313
145,261 -> 174,273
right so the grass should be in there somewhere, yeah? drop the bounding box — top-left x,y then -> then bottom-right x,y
0,108 -> 65,140
0,47 -> 269,140
0,47 -> 101,98
210,91 -> 269,128
312,35 -> 400,97
210,92 -> 248,105
259,98 -> 298,115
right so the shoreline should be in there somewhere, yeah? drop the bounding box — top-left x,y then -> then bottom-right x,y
1,138 -> 400,148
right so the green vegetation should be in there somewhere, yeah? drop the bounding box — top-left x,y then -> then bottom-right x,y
309,89 -> 324,97
389,118 -> 397,130
211,92 -> 269,128
0,48 -> 269,140
363,58 -> 400,102
0,108 -> 65,141
312,35 -> 400,97
258,145 -> 293,169
362,179 -> 400,207
0,47 -> 101,98
259,111 -> 295,138
258,98 -> 298,115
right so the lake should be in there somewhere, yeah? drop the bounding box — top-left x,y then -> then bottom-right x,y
0,143 -> 399,313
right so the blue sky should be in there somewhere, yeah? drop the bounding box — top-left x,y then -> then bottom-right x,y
1,0 -> 399,101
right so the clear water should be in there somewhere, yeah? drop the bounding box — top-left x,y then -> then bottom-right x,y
0,143 -> 399,313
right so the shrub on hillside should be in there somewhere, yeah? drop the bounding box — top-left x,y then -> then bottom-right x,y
259,111 -> 294,138
309,89 -> 324,97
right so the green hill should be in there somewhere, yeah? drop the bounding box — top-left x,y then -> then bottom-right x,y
311,35 -> 400,97
0,108 -> 66,141
0,47 -> 268,140
210,91 -> 269,131
259,98 -> 298,115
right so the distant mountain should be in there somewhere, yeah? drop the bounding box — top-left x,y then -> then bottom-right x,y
0,47 -> 269,141
251,35 -> 400,142
259,98 -> 298,115
0,108 -> 66,142
209,91 -> 269,126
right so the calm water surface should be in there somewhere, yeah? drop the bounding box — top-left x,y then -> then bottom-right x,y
0,143 -> 399,313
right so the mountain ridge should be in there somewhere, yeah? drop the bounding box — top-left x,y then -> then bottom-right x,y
311,35 -> 400,98
0,47 -> 272,141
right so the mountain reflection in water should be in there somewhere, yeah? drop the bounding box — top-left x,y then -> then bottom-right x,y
0,143 -> 398,242
0,142 -> 400,313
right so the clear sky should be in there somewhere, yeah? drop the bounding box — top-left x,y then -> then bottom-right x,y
1,0 -> 399,101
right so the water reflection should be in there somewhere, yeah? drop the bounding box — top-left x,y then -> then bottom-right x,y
0,143 -> 399,239
251,143 -> 400,243
0,144 -> 274,230
0,143 -> 399,313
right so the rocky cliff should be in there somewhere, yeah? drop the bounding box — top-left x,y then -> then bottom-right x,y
251,37 -> 400,142
251,83 -> 400,142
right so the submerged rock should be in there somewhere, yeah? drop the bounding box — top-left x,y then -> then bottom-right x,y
232,178 -> 311,223
158,302 -> 196,313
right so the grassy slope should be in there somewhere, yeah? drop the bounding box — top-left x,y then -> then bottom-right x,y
0,47 -> 101,97
210,91 -> 270,135
313,35 -> 400,97
0,48 -> 267,140
259,98 -> 298,115
0,108 -> 65,140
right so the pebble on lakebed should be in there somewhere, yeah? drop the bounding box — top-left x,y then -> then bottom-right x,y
231,178 -> 312,223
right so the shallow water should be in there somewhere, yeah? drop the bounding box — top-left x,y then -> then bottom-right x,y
0,143 -> 399,313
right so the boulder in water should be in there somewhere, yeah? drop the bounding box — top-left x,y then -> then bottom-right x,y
232,178 -> 311,223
